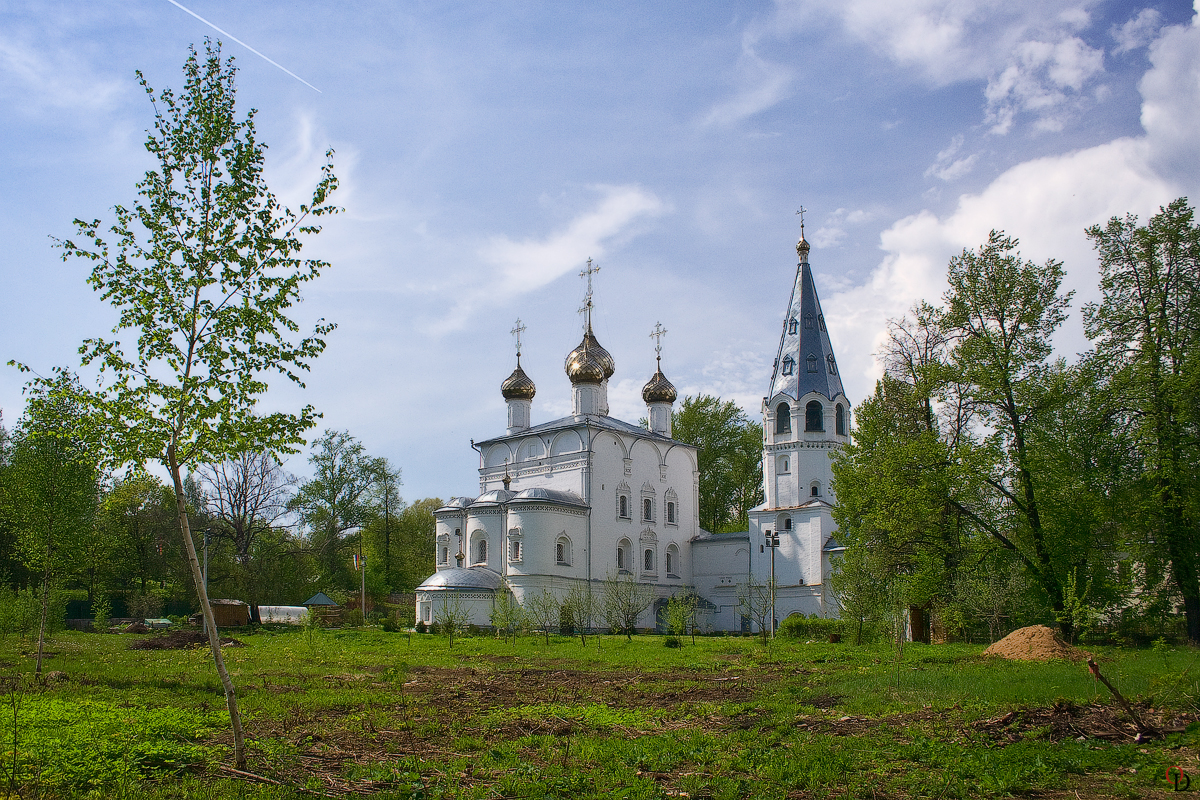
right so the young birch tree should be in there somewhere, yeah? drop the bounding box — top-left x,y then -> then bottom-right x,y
22,42 -> 339,769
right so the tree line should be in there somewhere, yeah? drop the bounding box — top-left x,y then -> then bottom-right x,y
831,201 -> 1200,646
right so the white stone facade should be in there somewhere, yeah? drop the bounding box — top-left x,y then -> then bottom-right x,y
416,236 -> 849,633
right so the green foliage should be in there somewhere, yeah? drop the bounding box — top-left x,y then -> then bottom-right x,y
671,395 -> 763,532
778,614 -> 842,641
490,581 -> 523,643
91,595 -> 111,632
665,593 -> 697,639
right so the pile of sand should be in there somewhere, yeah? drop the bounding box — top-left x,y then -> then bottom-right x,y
983,625 -> 1083,662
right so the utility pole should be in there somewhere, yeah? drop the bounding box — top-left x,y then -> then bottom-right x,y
764,528 -> 779,638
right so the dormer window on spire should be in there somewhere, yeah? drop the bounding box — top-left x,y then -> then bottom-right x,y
806,354 -> 817,373
827,355 -> 838,375
805,313 -> 814,329
781,356 -> 795,376
788,317 -> 798,335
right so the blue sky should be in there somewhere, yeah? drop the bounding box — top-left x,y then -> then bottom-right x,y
2,0 -> 1198,502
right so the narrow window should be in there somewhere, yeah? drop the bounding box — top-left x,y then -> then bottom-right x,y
667,502 -> 676,524
781,356 -> 795,376
665,551 -> 674,574
827,354 -> 838,375
775,403 -> 791,434
557,541 -> 565,564
643,498 -> 653,521
818,315 -> 826,331
788,317 -> 798,335
804,313 -> 814,329
619,495 -> 628,518
784,517 -> 792,530
811,484 -> 820,497
644,549 -> 654,571
806,354 -> 817,373
617,547 -> 626,570
510,540 -> 521,561
477,539 -> 487,563
440,546 -> 448,564
805,401 -> 824,431
835,403 -> 846,436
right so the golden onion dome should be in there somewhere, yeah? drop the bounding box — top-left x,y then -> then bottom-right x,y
565,326 -> 614,385
500,360 -> 536,400
796,234 -> 810,260
642,366 -> 677,404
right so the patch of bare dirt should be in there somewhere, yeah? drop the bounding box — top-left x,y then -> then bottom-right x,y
983,625 -> 1084,661
128,630 -> 245,650
971,700 -> 1195,743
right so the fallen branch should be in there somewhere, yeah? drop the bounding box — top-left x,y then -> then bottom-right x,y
1086,658 -> 1158,737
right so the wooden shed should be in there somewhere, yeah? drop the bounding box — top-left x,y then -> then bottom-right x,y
303,593 -> 341,626
209,599 -> 251,627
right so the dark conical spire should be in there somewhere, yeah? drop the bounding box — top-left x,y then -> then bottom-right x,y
769,241 -> 844,401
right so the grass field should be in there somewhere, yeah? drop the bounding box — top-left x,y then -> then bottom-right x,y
0,627 -> 1195,799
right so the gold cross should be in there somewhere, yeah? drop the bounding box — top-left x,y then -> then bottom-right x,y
650,321 -> 667,363
578,257 -> 600,327
511,318 -> 526,358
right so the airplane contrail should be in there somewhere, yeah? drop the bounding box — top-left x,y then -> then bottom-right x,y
163,0 -> 321,93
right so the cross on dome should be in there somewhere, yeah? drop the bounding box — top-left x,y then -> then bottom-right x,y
511,317 -> 526,359
578,258 -> 600,328
650,321 -> 667,363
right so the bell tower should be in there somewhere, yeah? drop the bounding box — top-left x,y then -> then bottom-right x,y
761,218 -> 851,511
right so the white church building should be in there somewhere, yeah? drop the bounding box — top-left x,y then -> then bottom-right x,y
415,233 -> 851,633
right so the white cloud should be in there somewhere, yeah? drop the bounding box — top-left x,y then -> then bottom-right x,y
1112,8 -> 1164,54
812,207 -> 873,249
826,8 -> 1200,401
0,35 -> 124,114
984,36 -> 1104,134
703,32 -> 793,126
924,134 -> 979,181
433,185 -> 667,332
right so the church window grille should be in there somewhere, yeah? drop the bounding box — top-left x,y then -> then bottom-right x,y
666,501 -> 676,524
643,498 -> 653,522
827,354 -> 838,375
557,536 -> 571,566
665,551 -> 673,574
619,495 -> 629,519
440,546 -> 448,564
781,356 -> 795,376
476,539 -> 488,564
835,403 -> 846,436
811,483 -> 820,497
806,354 -> 817,373
784,517 -> 792,530
805,401 -> 824,431
510,540 -> 521,561
775,403 -> 791,434
804,313 -> 814,329
644,548 -> 655,572
788,317 -> 798,335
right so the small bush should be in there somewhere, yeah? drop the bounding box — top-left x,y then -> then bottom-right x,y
427,621 -> 440,635
343,608 -> 365,628
663,635 -> 681,648
415,620 -> 427,634
779,614 -> 843,641
381,614 -> 402,633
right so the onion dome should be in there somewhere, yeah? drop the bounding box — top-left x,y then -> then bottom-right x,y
642,366 -> 677,404
565,326 -> 614,384
796,234 -> 810,261
500,359 -> 536,400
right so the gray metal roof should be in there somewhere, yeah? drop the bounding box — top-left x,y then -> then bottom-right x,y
470,490 -> 516,506
475,412 -> 693,449
416,567 -> 503,591
510,487 -> 587,507
769,249 -> 846,402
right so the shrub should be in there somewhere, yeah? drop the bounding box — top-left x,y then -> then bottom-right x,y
92,597 -> 111,633
415,620 -> 427,634
381,614 -> 402,633
779,614 -> 843,641
663,635 -> 681,648
343,608 -> 365,628
559,601 -> 576,636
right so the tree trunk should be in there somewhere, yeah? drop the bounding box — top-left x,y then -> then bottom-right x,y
168,454 -> 246,769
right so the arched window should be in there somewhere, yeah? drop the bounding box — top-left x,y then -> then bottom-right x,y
619,495 -> 629,519
805,401 -> 824,431
643,498 -> 653,522
510,540 -> 521,561
617,539 -> 631,571
775,403 -> 791,434
665,550 -> 673,574
827,354 -> 838,375
440,546 -> 448,564
666,501 -> 676,524
556,536 -> 570,565
666,544 -> 679,576
476,538 -> 488,564
835,403 -> 846,436
806,354 -> 818,373
811,483 -> 820,497
784,517 -> 792,530
644,548 -> 654,571
788,317 -> 798,334
781,356 -> 795,376
804,313 -> 814,329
